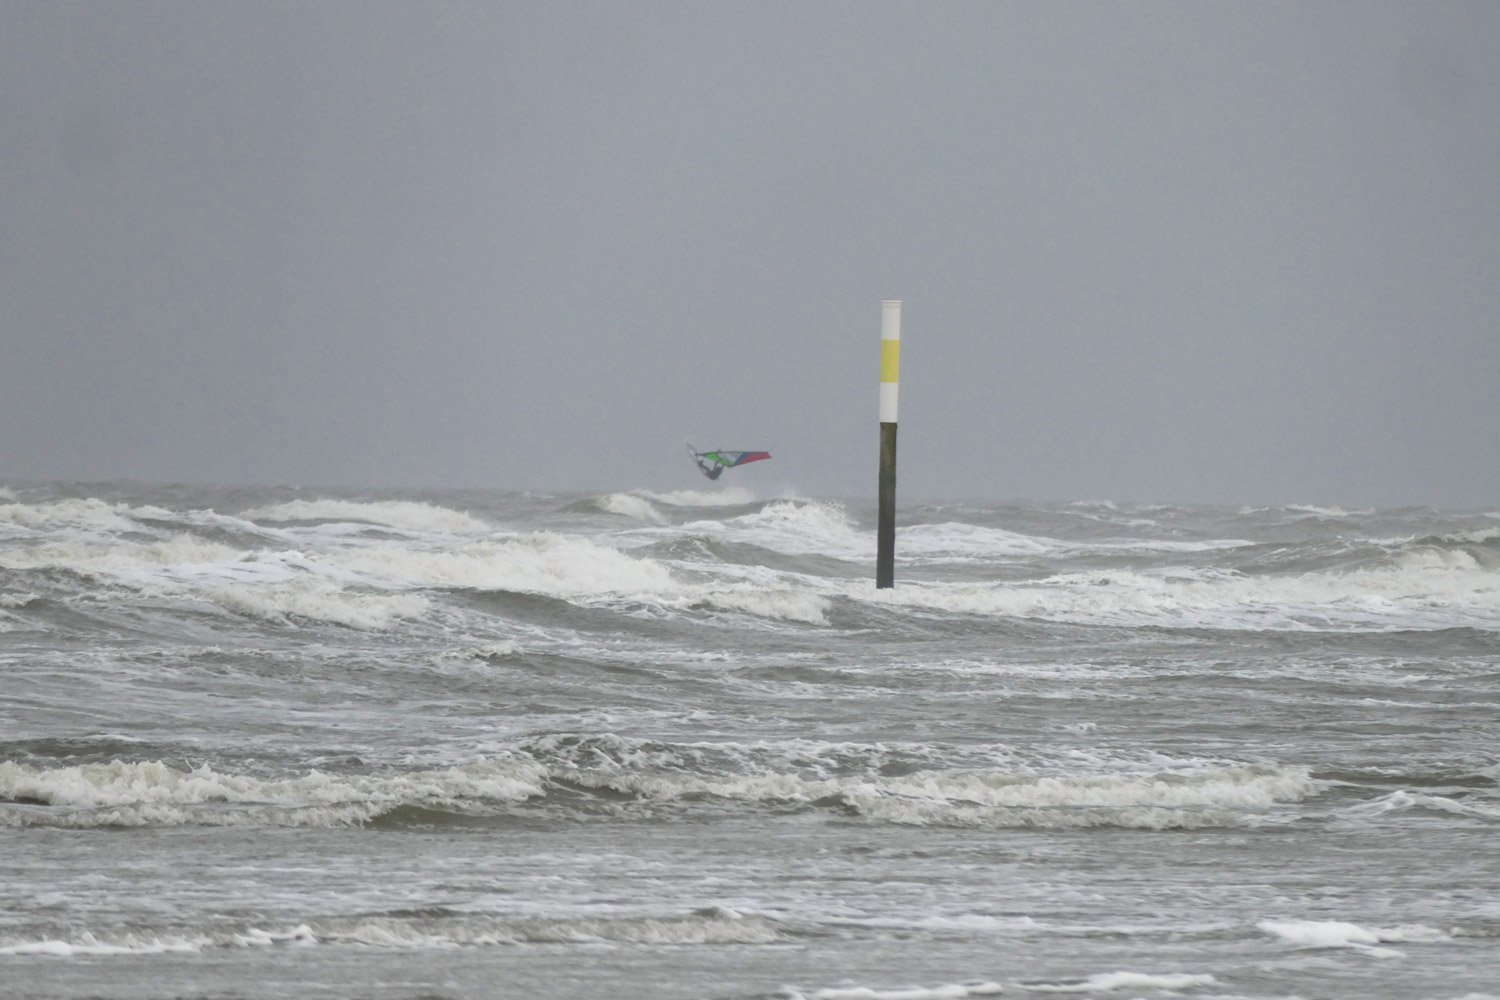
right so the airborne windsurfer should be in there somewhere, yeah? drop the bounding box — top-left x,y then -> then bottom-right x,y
686,444 -> 770,480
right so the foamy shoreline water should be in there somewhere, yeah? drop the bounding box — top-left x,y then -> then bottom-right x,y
3,482 -> 1497,1000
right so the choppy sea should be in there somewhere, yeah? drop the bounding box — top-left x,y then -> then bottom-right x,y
2,480 -> 1497,1000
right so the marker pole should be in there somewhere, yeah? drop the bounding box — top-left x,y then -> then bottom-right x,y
877,299 -> 901,589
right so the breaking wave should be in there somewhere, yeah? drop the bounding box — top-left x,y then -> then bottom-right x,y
686,500 -> 867,560
1,738 -> 1317,831
7,490 -> 1497,634
0,906 -> 785,956
640,487 -> 757,507
0,758 -> 545,828
330,532 -> 678,598
239,499 -> 491,535
0,498 -> 155,535
1257,918 -> 1450,957
864,556 -> 1500,631
1023,972 -> 1218,993
788,982 -> 1003,1000
593,492 -> 667,522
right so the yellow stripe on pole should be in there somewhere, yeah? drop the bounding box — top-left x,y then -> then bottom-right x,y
880,339 -> 901,383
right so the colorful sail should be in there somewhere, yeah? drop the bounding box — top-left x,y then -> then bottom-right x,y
686,444 -> 771,480
701,450 -> 771,468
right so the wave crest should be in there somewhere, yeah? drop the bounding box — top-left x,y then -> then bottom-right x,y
240,499 -> 490,535
0,908 -> 785,956
1,741 -> 1315,831
0,758 -> 545,828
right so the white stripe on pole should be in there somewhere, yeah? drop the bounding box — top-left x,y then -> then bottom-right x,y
880,299 -> 901,423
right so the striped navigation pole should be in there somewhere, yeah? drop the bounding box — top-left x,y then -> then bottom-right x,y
877,299 -> 901,589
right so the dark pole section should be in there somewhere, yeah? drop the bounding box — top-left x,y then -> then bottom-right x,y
876,420 -> 897,588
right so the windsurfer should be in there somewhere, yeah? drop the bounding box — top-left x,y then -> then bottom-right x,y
686,444 -> 769,480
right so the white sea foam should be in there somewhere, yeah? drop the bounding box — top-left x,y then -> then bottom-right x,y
240,499 -> 490,535
549,757 -> 1315,830
0,498 -> 265,541
696,585 -> 830,625
687,500 -> 868,559
0,536 -> 248,581
0,909 -> 784,957
1257,919 -> 1448,957
0,758 -> 545,828
330,533 -> 678,599
1063,501 -> 1160,528
326,534 -> 827,623
231,924 -> 319,948
596,493 -> 666,523
1285,505 -> 1372,518
200,579 -> 428,629
231,912 -> 783,947
33,493 -> 1488,633
1025,971 -> 1217,992
0,932 -> 206,956
435,640 -> 523,663
0,743 -> 1313,831
1346,789 -> 1500,821
1396,547 -> 1484,571
640,487 -> 756,507
485,910 -> 784,945
1436,527 -> 1500,544
830,913 -> 1038,936
2,525 -> 703,623
917,659 -> 1143,682
0,534 -> 432,628
792,983 -> 1003,1000
0,498 -> 144,534
898,522 -> 1252,562
900,523 -> 1054,559
860,556 -> 1500,631
8,523 -> 835,627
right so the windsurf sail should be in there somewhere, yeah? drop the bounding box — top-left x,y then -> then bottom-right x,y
686,444 -> 771,480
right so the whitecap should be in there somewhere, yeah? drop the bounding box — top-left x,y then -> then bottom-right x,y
0,933 -> 206,956
1257,918 -> 1448,957
240,499 -> 489,535
1286,505 -> 1372,518
1346,789 -> 1500,821
0,758 -> 545,828
685,500 -> 866,559
855,556 -> 1500,632
200,579 -> 428,629
543,756 -> 1316,830
697,585 -> 829,625
595,493 -> 666,523
638,486 -> 756,507
0,498 -> 143,534
1025,971 -> 1216,992
329,532 -> 677,599
793,982 -> 1003,1000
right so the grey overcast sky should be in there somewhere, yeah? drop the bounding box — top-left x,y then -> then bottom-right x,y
2,1 -> 1497,506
